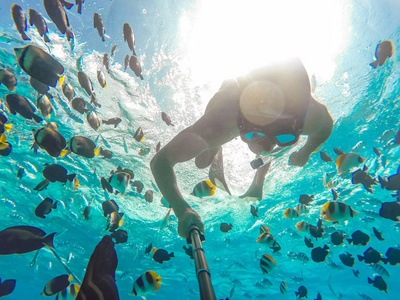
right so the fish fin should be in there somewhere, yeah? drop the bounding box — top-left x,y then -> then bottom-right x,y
169,252 -> 174,258
357,255 -> 365,262
58,75 -> 65,87
358,156 -> 366,164
370,61 -> 378,69
0,133 -> 6,143
66,174 -> 76,182
59,149 -> 69,158
140,75 -> 144,80
335,154 -> 346,168
104,84 -> 107,88
141,136 -> 145,141
381,258 -> 389,265
367,277 -> 373,284
43,34 -> 50,43
43,232 -> 56,248
52,201 -> 58,209
21,32 -> 31,41
4,124 -> 12,133
94,147 -> 100,156
66,29 -> 74,41
119,219 -> 123,227
32,114 -> 43,123
61,0 -> 74,10
346,238 -> 353,244
102,36 -> 105,42
33,179 -> 50,191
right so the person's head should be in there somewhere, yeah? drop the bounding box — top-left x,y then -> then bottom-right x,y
238,81 -> 301,155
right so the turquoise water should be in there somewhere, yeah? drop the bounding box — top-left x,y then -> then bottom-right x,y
1,0 -> 400,299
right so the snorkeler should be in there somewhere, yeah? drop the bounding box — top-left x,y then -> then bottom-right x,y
151,57 -> 334,238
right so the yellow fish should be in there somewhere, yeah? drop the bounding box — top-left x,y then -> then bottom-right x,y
191,180 -> 216,198
335,153 -> 366,175
320,202 -> 359,223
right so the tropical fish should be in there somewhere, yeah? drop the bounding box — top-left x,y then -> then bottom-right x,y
82,206 -> 90,220
191,180 -> 215,198
93,13 -> 105,42
76,236 -> 119,300
110,44 -> 117,56
378,165 -> 400,190
220,223 -> 233,233
97,70 -> 107,88
0,225 -> 55,255
381,247 -> 400,266
279,281 -> 287,294
357,247 -> 382,264
111,229 -> 128,244
11,4 -> 30,40
330,232 -> 345,246
43,0 -> 74,40
296,252 -> 309,264
320,202 -> 358,223
144,190 -> 153,203
296,204 -> 308,215
295,285 -> 308,299
367,275 -> 388,293
75,0 -> 84,14
0,278 -> 16,297
161,112 -> 174,126
251,205 -> 258,218
71,97 -> 88,114
101,200 -> 119,218
86,111 -> 100,130
103,53 -> 110,73
36,94 -> 53,118
283,208 -> 299,218
311,245 -> 329,263
0,113 -> 12,134
347,230 -> 370,246
299,194 -> 314,206
5,94 -> 43,123
353,270 -> 360,278
32,126 -> 66,157
339,252 -> 354,267
123,23 -> 136,55
99,148 -> 113,159
62,82 -> 75,101
34,163 -> 75,191
131,180 -> 144,193
102,117 -> 122,128
41,274 -> 72,296
256,233 -> 278,249
160,209 -> 172,230
106,212 -> 124,232
371,263 -> 390,277
129,56 -> 144,80
145,242 -> 152,255
77,71 -> 96,101
16,167 -> 26,179
28,8 -> 50,42
332,189 -> 338,200
304,237 -> 314,248
134,127 -> 144,142
0,69 -> 17,91
14,45 -> 65,87
35,197 -> 57,219
296,221 -> 324,239
183,246 -> 194,259
315,292 -> 322,300
61,136 -> 100,158
152,248 -> 174,264
351,165 -> 378,193
372,227 -> 384,241
335,152 -> 366,175
320,151 -> 332,162
130,270 -> 161,297
260,254 -> 276,274
379,201 -> 400,221
370,40 -> 393,69
260,225 -> 270,234
124,55 -> 129,71
30,77 -> 53,99
138,147 -> 151,156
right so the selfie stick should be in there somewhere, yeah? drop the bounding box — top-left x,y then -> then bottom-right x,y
187,225 -> 216,300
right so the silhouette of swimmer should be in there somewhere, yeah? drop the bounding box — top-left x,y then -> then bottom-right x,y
151,57 -> 334,238
76,235 -> 119,300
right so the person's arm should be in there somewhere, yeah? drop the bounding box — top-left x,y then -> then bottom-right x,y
289,99 -> 334,167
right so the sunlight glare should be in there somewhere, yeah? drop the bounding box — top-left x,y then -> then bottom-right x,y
179,0 -> 350,86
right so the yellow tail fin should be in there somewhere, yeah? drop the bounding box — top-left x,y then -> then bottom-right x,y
58,75 -> 65,87
4,124 -> 12,133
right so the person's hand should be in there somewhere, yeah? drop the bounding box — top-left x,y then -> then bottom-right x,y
177,207 -> 205,239
289,151 -> 309,167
